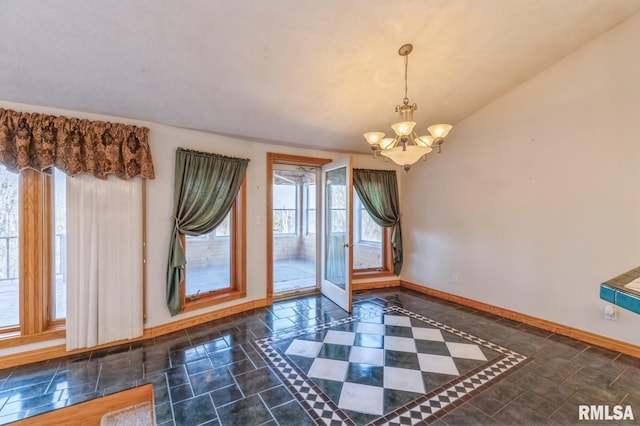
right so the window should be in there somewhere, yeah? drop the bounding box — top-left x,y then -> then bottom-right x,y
181,180 -> 246,310
52,168 -> 67,321
214,214 -> 231,238
355,193 -> 382,244
0,166 -> 67,337
304,183 -> 316,235
353,191 -> 383,270
0,165 -> 19,331
352,191 -> 391,274
273,183 -> 297,234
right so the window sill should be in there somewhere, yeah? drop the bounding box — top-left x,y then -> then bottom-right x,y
352,269 -> 395,280
0,327 -> 66,349
182,289 -> 247,313
355,241 -> 383,248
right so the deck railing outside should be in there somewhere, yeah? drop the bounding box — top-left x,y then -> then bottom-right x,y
0,233 -> 66,328
0,233 -> 66,281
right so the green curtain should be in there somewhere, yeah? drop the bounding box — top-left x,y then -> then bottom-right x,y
166,148 -> 249,315
353,169 -> 403,275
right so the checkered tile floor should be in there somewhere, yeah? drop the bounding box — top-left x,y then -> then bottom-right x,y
254,306 -> 529,425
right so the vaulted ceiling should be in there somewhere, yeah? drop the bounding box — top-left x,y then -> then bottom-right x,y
1,0 -> 639,153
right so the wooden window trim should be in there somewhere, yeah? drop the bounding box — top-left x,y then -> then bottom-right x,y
0,169 -> 66,344
180,179 -> 246,313
16,169 -> 69,336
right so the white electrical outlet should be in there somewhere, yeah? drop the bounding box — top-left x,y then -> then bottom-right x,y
605,305 -> 616,321
452,274 -> 459,284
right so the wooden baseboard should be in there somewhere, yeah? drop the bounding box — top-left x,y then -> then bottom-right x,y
14,383 -> 154,425
0,298 -> 270,369
400,280 -> 640,358
353,279 -> 400,292
147,298 -> 269,337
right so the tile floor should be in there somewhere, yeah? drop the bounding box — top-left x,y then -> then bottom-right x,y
0,288 -> 639,425
259,305 -> 527,424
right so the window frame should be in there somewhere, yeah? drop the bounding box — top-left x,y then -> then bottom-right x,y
0,168 -> 66,344
179,178 -> 246,312
304,183 -> 316,236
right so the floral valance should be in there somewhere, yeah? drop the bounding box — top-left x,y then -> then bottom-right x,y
0,108 -> 155,180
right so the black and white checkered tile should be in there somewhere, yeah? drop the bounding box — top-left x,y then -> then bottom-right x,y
254,306 -> 528,425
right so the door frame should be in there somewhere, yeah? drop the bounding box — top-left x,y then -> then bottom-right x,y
266,153 -> 331,303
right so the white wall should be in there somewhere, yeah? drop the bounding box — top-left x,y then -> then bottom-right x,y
401,13 -> 640,344
145,125 -> 396,328
0,99 -> 399,355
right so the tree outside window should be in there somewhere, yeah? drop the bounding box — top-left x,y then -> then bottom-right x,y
273,183 -> 297,234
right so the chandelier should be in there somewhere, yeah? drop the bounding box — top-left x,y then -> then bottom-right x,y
363,44 -> 452,171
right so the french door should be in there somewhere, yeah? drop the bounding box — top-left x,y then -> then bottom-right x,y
320,157 -> 353,312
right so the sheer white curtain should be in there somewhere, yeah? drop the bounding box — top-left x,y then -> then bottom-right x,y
66,174 -> 144,350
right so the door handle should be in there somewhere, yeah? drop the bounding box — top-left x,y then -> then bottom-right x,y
342,243 -> 352,248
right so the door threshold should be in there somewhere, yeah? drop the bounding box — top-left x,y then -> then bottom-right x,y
273,287 -> 320,301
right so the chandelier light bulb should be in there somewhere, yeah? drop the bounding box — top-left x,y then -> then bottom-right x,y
363,132 -> 385,145
427,124 -> 452,139
379,138 -> 395,150
391,121 -> 416,137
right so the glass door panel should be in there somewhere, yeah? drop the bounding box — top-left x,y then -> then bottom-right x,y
321,157 -> 352,312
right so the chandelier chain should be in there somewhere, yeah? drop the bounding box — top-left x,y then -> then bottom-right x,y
403,55 -> 409,105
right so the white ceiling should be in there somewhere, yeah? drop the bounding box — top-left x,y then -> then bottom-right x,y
1,0 -> 639,153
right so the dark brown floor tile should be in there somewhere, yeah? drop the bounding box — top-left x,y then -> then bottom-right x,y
270,400 -> 316,425
260,385 -> 294,409
532,356 -> 582,382
517,323 -> 553,338
234,367 -> 280,396
216,394 -> 273,425
441,403 -> 497,425
479,381 -> 526,405
468,392 -> 505,415
563,366 -> 628,404
610,367 -> 640,396
210,384 -> 243,407
173,394 -> 217,425
614,354 -> 640,368
513,391 -> 563,417
514,370 -> 574,401
572,346 -> 626,376
492,400 -> 556,424
189,367 -> 235,395
621,391 -> 640,407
